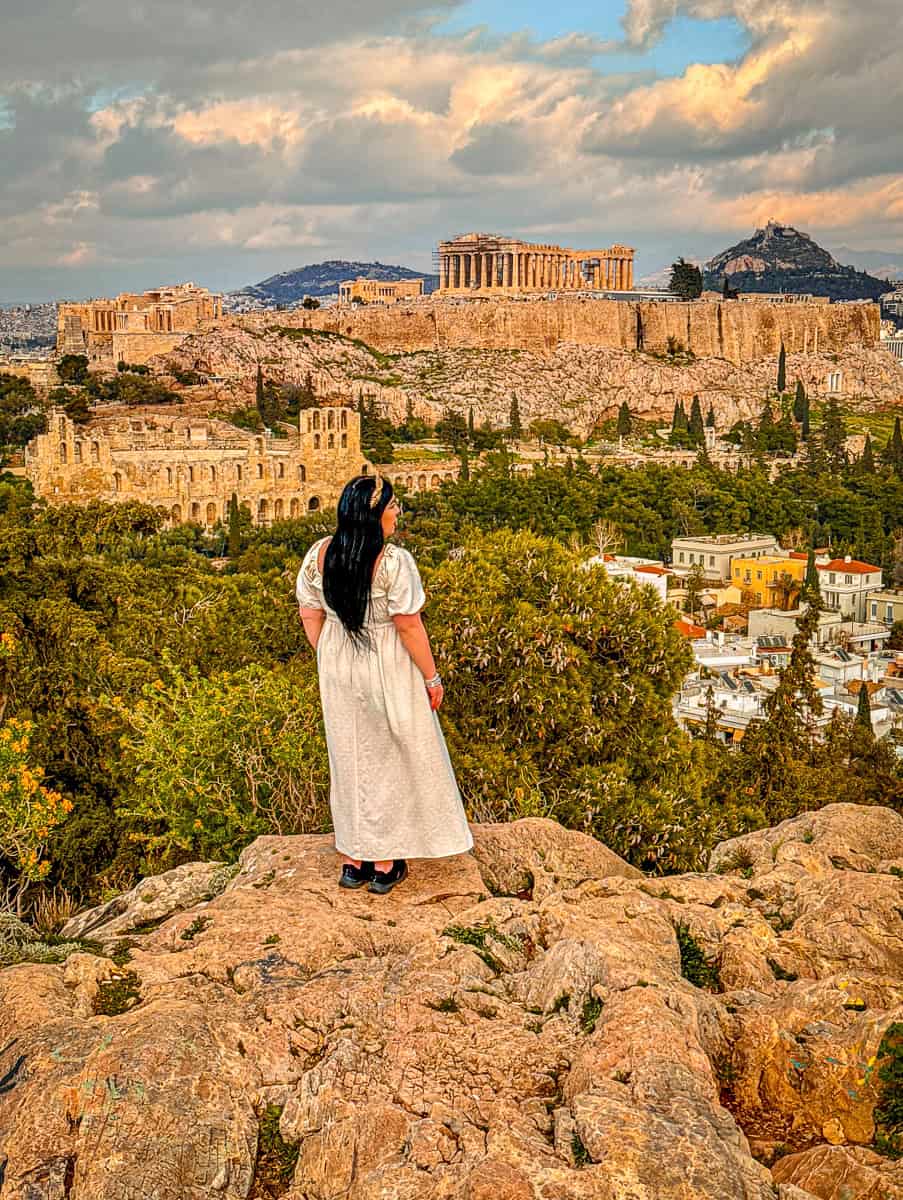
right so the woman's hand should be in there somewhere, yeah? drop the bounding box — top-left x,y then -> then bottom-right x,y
426,681 -> 444,711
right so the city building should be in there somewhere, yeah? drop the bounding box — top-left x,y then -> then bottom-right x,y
57,283 -> 222,365
817,556 -> 883,621
584,554 -> 672,602
25,406 -> 364,526
437,234 -> 634,294
670,534 -> 781,582
867,587 -> 903,627
338,278 -> 425,304
730,554 -> 808,609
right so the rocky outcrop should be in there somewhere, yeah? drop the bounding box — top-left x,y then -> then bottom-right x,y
0,805 -> 900,1199
162,321 -> 903,438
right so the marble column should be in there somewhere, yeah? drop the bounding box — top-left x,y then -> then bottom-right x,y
626,259 -> 633,289
503,253 -> 511,288
441,256 -> 448,290
469,253 -> 476,288
482,252 -> 491,289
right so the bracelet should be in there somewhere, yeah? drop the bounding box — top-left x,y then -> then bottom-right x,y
424,673 -> 442,688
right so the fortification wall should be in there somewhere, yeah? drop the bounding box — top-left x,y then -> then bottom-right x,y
266,298 -> 879,363
112,331 -> 186,365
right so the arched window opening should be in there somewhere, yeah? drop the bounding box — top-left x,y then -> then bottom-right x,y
74,442 -> 82,464
190,502 -> 200,521
90,441 -> 99,463
59,442 -> 67,464
340,433 -> 347,448
278,462 -> 285,478
206,502 -> 217,525
340,410 -> 348,429
314,434 -> 320,450
328,433 -> 334,449
112,471 -> 122,492
290,498 -> 300,517
274,498 -> 284,520
298,464 -> 306,482
308,496 -> 320,511
257,462 -> 264,478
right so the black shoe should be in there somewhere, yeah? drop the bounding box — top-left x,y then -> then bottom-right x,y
368,860 -> 408,894
339,861 -> 375,889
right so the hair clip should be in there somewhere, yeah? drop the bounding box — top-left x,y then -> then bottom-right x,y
369,472 -> 384,507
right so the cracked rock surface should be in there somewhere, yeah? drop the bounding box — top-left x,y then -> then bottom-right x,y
0,806 -> 900,1199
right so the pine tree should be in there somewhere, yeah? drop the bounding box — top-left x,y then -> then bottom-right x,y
793,380 -> 806,422
616,402 -> 632,437
668,258 -> 704,300
861,433 -> 876,473
227,493 -> 241,558
777,342 -> 787,394
757,401 -> 776,453
689,395 -> 704,444
508,394 -> 522,441
855,683 -> 873,735
705,404 -> 715,429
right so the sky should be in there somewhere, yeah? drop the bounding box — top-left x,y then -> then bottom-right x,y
1,0 -> 902,301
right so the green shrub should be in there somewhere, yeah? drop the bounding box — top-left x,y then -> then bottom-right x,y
676,923 -> 721,991
874,1022 -> 903,1159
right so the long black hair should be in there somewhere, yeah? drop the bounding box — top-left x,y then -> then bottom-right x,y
323,474 -> 393,642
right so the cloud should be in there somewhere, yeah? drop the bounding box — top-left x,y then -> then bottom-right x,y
1,0 -> 901,299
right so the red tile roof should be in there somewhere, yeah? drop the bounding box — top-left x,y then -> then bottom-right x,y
674,618 -> 707,638
635,564 -> 671,576
818,558 -> 881,575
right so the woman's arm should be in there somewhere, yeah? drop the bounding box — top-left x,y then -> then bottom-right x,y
392,612 -> 444,710
299,606 -> 326,649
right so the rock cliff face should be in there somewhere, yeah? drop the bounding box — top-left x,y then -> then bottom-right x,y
705,224 -> 888,302
162,322 -> 903,437
1,804 -> 901,1199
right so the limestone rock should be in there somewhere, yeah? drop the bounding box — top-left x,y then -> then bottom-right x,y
772,1144 -> 903,1199
60,859 -> 236,942
1,809 -> 902,1198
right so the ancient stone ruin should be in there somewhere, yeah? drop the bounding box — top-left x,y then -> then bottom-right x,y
438,233 -> 635,293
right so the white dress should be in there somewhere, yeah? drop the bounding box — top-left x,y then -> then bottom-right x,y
296,538 -> 473,861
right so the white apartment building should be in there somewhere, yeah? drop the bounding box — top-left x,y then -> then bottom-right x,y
670,534 -> 780,582
817,557 -> 883,622
585,554 -> 672,602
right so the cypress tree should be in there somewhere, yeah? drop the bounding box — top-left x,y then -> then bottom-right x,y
705,404 -> 715,429
861,433 -> 876,473
467,406 -> 475,441
689,395 -> 704,443
459,441 -> 470,481
885,417 -> 903,472
802,548 -> 821,603
855,683 -> 873,735
227,492 -> 241,558
777,342 -> 787,394
255,365 -> 265,417
616,402 -> 632,437
508,394 -> 522,441
793,379 -> 806,423
822,396 -> 848,470
757,401 -> 776,452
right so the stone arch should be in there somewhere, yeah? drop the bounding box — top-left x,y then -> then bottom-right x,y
290,498 -> 300,518
341,433 -> 347,448
406,475 -> 413,488
257,462 -> 264,478
314,434 -> 320,450
258,498 -> 269,522
166,466 -> 173,485
298,464 -> 306,482
278,462 -> 285,479
112,470 -> 122,492
236,464 -> 243,481
59,442 -> 67,464
73,441 -> 82,464
418,474 -> 426,490
327,410 -> 334,430
190,501 -> 201,522
90,441 -> 100,463
308,496 -> 320,511
340,410 -> 348,429
328,433 -> 334,449
274,498 -> 284,520
171,504 -> 181,522
206,501 -> 217,525
313,411 -> 320,430
430,474 -> 441,489
210,465 -> 217,483
188,465 -> 194,482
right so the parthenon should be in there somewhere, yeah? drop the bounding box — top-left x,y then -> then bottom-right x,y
437,234 -> 634,294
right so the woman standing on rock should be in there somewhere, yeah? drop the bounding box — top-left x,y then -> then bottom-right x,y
296,473 -> 473,894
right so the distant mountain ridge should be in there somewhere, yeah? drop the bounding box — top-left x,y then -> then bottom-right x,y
228,260 -> 439,306
704,222 -> 888,301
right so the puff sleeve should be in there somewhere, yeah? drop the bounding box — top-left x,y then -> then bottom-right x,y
386,547 -> 426,616
296,540 -> 325,609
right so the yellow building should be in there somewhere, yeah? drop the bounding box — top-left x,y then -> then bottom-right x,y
731,555 -> 807,609
338,278 -> 424,304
